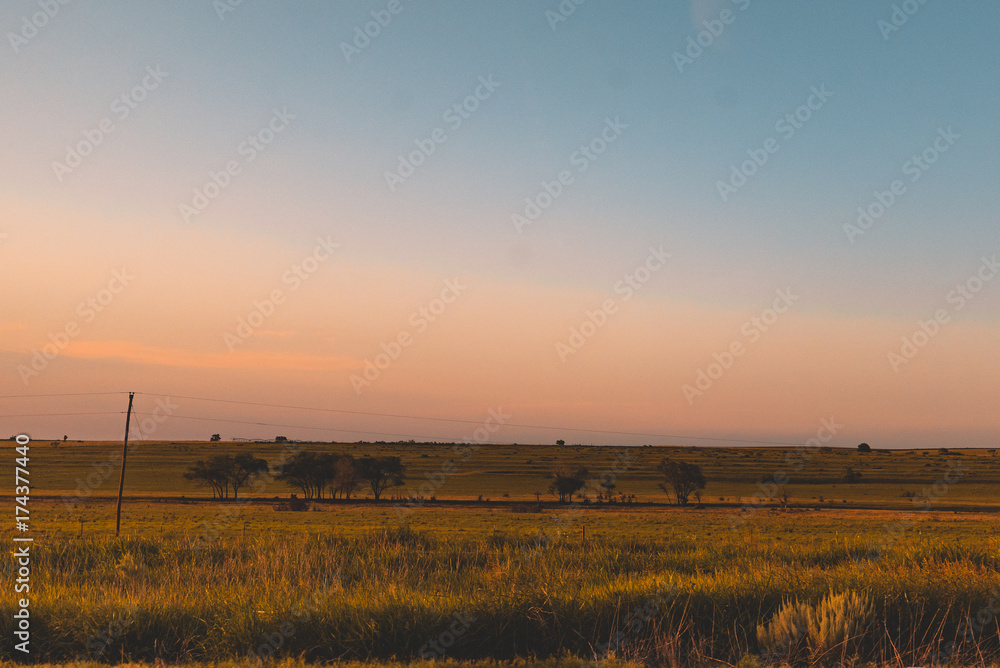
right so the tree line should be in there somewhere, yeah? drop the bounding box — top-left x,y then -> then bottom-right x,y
547,458 -> 707,505
185,450 -> 708,506
184,452 -> 405,501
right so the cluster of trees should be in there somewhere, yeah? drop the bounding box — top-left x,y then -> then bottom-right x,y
546,458 -> 708,507
183,451 -> 406,501
183,453 -> 269,499
657,458 -> 706,506
548,464 -> 588,502
275,453 -> 405,500
173,446 -> 904,506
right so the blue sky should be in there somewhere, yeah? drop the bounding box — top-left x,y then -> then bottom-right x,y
2,1 -> 998,446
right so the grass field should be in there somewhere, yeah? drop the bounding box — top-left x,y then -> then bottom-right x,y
21,439 -> 1000,508
3,440 -> 1000,666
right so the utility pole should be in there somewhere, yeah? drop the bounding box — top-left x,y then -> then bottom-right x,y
115,392 -> 135,537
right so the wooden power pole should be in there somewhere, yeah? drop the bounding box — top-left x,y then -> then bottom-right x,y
115,392 -> 135,537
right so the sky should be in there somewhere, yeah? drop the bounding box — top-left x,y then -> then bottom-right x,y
1,0 -> 998,448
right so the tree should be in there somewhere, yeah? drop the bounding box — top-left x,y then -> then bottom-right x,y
63,435 -> 68,442
228,453 -> 269,499
274,451 -> 315,498
210,434 -> 221,442
549,464 -> 588,503
334,455 -> 360,499
656,459 -> 706,506
556,440 -> 565,446
184,458 -> 229,499
275,436 -> 288,443
359,456 -> 406,500
842,466 -> 862,483
274,451 -> 339,499
776,486 -> 791,510
857,442 -> 871,453
184,454 -> 268,499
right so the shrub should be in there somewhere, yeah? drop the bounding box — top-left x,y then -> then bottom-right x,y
808,590 -> 872,659
757,591 -> 871,663
842,466 -> 862,483
757,598 -> 811,662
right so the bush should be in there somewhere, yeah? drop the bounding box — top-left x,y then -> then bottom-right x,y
857,442 -> 871,453
757,591 -> 871,663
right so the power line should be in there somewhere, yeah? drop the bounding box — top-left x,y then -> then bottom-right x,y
0,389 -> 807,447
0,411 -> 124,418
134,392 -> 802,446
129,412 -> 505,444
0,392 -> 127,399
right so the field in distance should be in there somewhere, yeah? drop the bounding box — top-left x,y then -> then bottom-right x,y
5,440 -> 1000,666
21,439 -> 1000,510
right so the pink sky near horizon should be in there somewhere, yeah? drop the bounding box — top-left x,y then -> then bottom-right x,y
3,198 -> 998,449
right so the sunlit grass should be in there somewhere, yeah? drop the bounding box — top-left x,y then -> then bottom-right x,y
3,518 -> 999,665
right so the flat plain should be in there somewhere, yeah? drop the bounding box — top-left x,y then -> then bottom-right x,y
3,440 -> 999,666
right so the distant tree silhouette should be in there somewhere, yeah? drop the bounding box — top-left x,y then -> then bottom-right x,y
210,434 -> 221,442
359,456 -> 406,500
334,455 -> 360,499
857,442 -> 871,453
184,453 -> 267,499
184,458 -> 229,499
229,453 -> 269,498
842,466 -> 862,483
657,458 -> 706,506
549,464 -> 588,502
274,451 -> 340,499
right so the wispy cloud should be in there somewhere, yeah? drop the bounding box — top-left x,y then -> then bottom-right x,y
61,340 -> 362,372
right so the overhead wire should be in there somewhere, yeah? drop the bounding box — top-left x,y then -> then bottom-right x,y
132,391 -> 803,446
